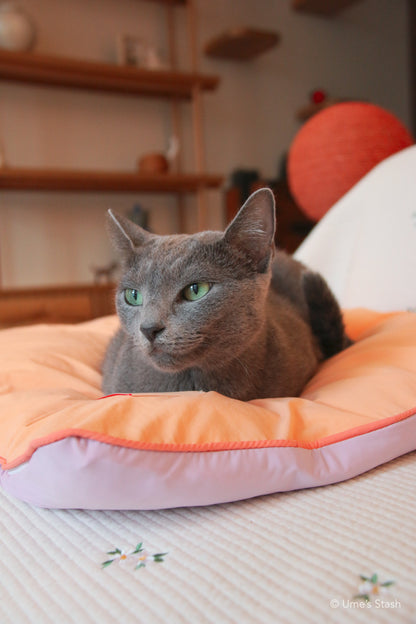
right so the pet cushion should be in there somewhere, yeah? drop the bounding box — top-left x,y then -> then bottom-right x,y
0,309 -> 415,510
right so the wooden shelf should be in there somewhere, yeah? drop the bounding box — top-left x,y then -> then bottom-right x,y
292,0 -> 363,16
0,167 -> 224,193
204,28 -> 280,61
0,49 -> 219,98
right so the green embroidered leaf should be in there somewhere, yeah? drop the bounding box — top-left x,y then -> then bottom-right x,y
135,562 -> 146,570
133,543 -> 144,554
359,575 -> 370,582
107,548 -> 122,556
354,594 -> 370,602
152,552 -> 168,562
101,559 -> 115,568
370,573 -> 378,584
381,580 -> 395,587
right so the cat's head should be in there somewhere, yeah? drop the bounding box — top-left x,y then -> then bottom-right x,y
107,188 -> 276,373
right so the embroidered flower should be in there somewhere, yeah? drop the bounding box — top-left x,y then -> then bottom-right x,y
102,547 -> 131,568
102,542 -> 168,570
354,574 -> 395,602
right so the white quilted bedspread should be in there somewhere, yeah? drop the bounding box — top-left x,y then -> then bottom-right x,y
0,452 -> 415,624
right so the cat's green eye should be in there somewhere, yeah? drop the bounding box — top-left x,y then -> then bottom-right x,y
183,282 -> 211,302
124,288 -> 143,306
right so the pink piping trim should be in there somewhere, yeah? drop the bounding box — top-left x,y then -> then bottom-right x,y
2,406 -> 415,471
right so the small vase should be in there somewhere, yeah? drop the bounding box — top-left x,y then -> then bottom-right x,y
0,2 -> 36,51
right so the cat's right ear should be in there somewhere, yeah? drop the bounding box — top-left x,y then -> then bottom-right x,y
106,210 -> 150,257
224,188 -> 276,272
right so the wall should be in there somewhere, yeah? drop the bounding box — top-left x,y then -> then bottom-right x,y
0,0 -> 410,288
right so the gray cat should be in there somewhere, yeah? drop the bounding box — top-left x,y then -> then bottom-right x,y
102,188 -> 349,401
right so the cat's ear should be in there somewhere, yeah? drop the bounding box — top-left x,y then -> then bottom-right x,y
224,188 -> 276,271
106,209 -> 151,257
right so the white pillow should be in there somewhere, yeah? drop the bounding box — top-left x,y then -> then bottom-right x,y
294,145 -> 416,312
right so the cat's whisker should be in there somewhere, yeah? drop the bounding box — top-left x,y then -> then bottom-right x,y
235,357 -> 251,381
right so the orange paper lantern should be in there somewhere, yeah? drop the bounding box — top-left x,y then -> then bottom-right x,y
288,102 -> 414,221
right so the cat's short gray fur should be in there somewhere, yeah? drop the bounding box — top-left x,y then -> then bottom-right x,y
102,188 -> 349,401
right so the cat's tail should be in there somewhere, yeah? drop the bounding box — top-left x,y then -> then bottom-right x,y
302,271 -> 353,359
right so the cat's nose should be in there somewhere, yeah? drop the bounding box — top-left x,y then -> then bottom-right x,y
140,323 -> 165,343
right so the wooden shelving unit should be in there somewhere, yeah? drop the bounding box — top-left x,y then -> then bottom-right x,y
0,45 -> 223,215
0,0 -> 223,325
0,13 -> 223,217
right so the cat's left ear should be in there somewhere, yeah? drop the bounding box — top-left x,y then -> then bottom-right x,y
224,187 -> 276,272
106,209 -> 151,258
